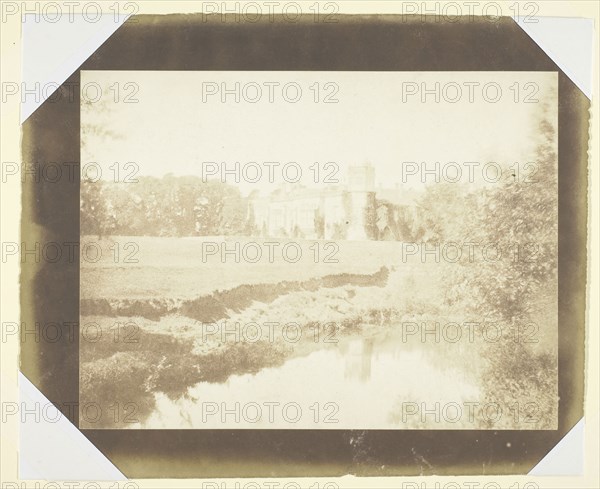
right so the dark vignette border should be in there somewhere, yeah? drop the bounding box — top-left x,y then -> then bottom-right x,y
20,14 -> 588,477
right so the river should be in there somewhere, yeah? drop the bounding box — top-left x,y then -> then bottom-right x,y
137,326 -> 483,429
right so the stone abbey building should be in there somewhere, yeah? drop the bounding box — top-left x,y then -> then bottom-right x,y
248,164 -> 379,241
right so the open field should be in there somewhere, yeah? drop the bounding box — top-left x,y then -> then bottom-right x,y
81,236 -> 425,300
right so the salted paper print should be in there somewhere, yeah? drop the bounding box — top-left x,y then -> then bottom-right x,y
79,71 -> 558,430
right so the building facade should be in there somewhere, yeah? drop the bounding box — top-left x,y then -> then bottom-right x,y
248,164 -> 377,240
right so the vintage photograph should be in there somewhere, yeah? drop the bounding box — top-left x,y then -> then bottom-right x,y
79,71 -> 558,430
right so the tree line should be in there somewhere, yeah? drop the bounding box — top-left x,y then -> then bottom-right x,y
81,175 -> 249,237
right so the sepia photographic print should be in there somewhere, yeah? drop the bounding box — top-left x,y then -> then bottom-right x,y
8,3 -> 595,481
79,70 -> 559,430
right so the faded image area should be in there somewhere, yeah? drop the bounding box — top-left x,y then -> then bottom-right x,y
79,71 -> 558,429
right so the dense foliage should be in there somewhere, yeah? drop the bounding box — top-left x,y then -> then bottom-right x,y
81,175 -> 248,237
423,96 -> 559,428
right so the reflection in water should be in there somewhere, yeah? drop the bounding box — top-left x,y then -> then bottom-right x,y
137,327 -> 482,429
342,337 -> 373,382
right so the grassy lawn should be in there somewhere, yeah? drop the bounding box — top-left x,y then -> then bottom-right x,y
80,235 -> 429,300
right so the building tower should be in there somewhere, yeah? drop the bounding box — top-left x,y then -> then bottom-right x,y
346,163 -> 377,240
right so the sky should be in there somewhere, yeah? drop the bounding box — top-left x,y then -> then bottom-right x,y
81,71 -> 557,196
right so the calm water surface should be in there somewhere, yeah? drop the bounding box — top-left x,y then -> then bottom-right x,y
139,327 -> 482,429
